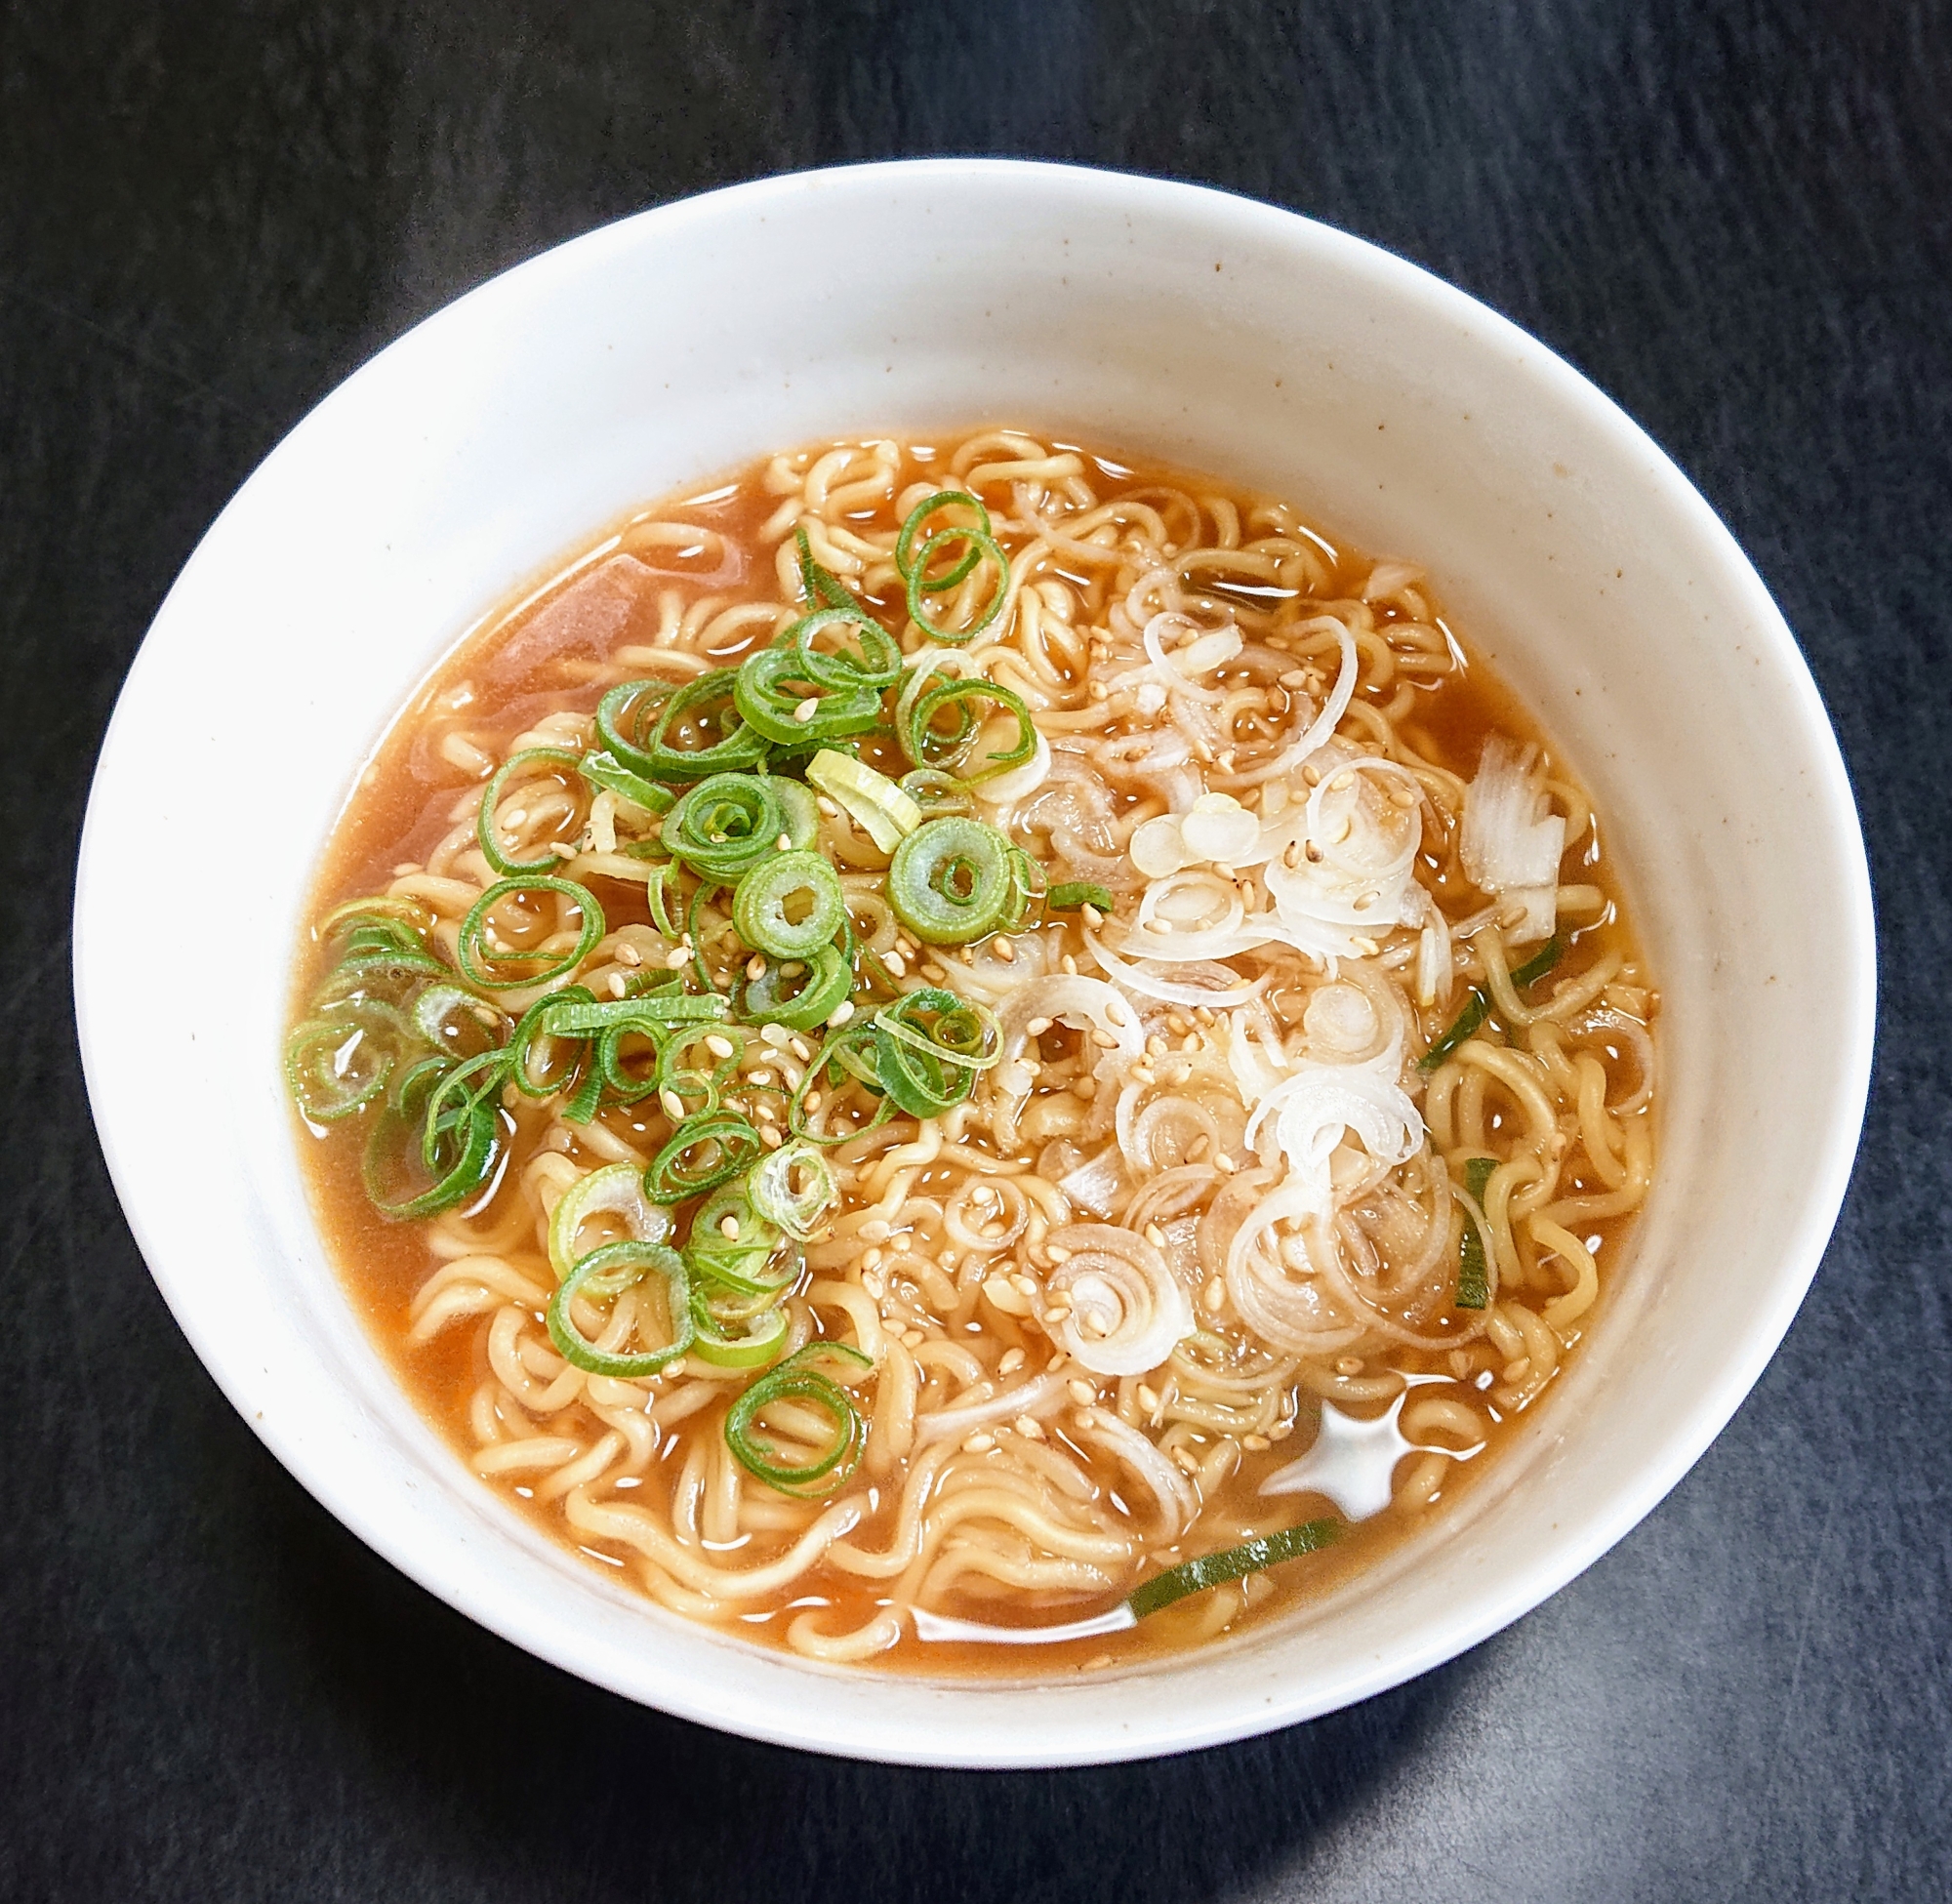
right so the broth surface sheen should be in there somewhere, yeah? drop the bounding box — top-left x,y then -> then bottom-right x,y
289,430 -> 1656,1675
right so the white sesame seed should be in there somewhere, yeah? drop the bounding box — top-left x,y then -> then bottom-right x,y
1047,1245 -> 1071,1264
962,1433 -> 996,1453
719,1215 -> 741,1240
617,942 -> 642,967
998,1348 -> 1027,1375
793,697 -> 819,723
1080,903 -> 1104,927
920,962 -> 947,982
1044,1303 -> 1073,1324
1243,1434 -> 1271,1451
777,832 -> 792,850
1201,1278 -> 1226,1314
1137,1385 -> 1161,1413
1014,1416 -> 1045,1440
1068,1378 -> 1095,1405
826,999 -> 854,1029
746,954 -> 766,980
705,1033 -> 735,1060
549,841 -> 579,860
607,973 -> 628,997
992,936 -> 1015,962
883,950 -> 907,976
1144,1223 -> 1166,1247
659,1089 -> 686,1120
1213,1153 -> 1237,1172
665,947 -> 691,969
815,794 -> 840,817
1269,1420 -> 1295,1441
1026,1017 -> 1051,1036
759,1125 -> 783,1148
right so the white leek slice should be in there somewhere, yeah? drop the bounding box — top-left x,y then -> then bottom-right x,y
1460,737 -> 1566,893
1037,1223 -> 1195,1376
806,749 -> 922,852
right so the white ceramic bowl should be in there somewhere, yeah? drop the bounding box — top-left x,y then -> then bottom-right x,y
74,160 -> 1874,1767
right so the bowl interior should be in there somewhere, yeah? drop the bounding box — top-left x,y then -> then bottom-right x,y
74,161 -> 1873,1766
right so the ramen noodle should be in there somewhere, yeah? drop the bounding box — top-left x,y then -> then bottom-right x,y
287,430 -> 1656,1670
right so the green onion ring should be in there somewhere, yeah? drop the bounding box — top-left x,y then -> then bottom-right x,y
476,747 -> 587,877
362,1058 -> 502,1221
286,1004 -> 406,1121
741,943 -> 853,1032
795,525 -> 856,611
458,876 -> 604,991
609,669 -> 768,782
905,524 -> 1008,644
724,1360 -> 863,1495
1455,1154 -> 1496,1310
906,677 -> 1036,783
507,985 -> 592,1098
547,1240 -> 693,1378
886,816 -> 1014,944
749,1139 -> 836,1241
689,1285 -> 792,1369
733,851 -> 846,960
734,647 -> 884,747
548,1159 -> 672,1280
663,772 -> 798,881
895,490 -> 991,587
644,1112 -> 765,1203
578,748 -> 676,814
782,603 -> 903,692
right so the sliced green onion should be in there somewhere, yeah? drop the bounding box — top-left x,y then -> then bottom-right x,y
1418,938 -> 1562,1073
311,947 -> 450,1007
651,1022 -> 742,1120
561,1056 -> 605,1126
895,490 -> 990,588
316,894 -> 434,948
544,992 -> 731,1033
578,749 -> 676,813
724,1353 -> 864,1495
887,816 -> 1014,944
457,877 -> 604,992
734,647 -> 883,747
795,524 -> 855,611
362,1057 -> 502,1221
895,494 -> 1010,646
662,773 -> 803,881
772,777 -> 820,851
1418,990 -> 1488,1074
896,768 -> 975,818
1456,1155 -> 1496,1310
602,669 -> 768,782
782,603 -> 902,692
476,747 -> 586,877
733,851 -> 846,959
1511,935 -> 1564,990
685,1185 -> 801,1297
1125,1519 -> 1341,1620
507,985 -> 591,1098
410,984 -> 502,1057
645,1112 -> 764,1203
741,943 -> 853,1031
872,987 -> 996,1118
688,1285 -> 791,1369
905,677 -> 1036,783
806,749 -> 922,852
547,1240 -> 693,1377
749,1140 -> 835,1241
286,1006 -> 403,1121
1046,881 -> 1115,913
548,1160 -> 672,1280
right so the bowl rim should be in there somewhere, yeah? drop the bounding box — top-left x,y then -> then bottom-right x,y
73,156 -> 1877,1765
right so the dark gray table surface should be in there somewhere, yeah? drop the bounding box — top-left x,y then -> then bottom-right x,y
4,2 -> 1947,1898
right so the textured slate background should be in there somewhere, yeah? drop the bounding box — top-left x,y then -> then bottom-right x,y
4,2 -> 1948,1898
